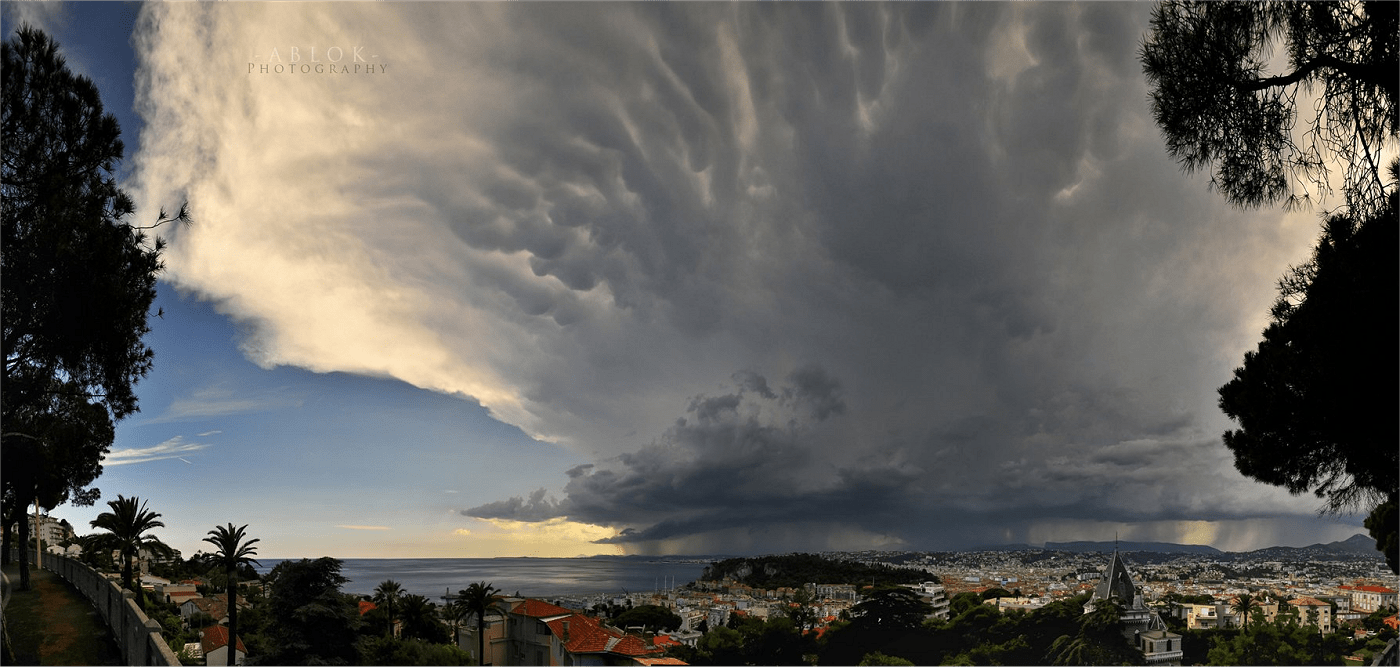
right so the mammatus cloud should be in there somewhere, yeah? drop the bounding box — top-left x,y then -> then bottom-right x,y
105,436 -> 211,466
128,3 -> 1337,552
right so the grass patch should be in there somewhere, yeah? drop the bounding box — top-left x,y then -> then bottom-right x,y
3,563 -> 122,665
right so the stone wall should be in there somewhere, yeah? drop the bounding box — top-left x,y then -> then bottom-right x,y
37,550 -> 180,666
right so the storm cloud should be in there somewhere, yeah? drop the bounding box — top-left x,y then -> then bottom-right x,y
127,3 -> 1349,553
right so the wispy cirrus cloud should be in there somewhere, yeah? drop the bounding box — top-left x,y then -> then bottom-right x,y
142,385 -> 300,425
105,436 -> 211,466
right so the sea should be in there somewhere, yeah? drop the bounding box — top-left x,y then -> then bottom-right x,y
251,556 -> 715,606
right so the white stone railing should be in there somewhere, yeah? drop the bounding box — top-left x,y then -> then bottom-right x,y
36,550 -> 180,666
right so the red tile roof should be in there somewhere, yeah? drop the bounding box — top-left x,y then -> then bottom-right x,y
512,598 -> 574,618
1356,586 -> 1397,594
183,597 -> 228,620
544,613 -> 666,659
200,625 -> 248,655
635,659 -> 689,666
359,600 -> 378,616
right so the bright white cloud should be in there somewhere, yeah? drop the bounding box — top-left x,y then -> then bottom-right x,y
105,436 -> 210,466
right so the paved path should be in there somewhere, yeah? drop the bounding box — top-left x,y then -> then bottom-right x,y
2,563 -> 122,665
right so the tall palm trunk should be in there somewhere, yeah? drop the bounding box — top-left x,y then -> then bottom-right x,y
226,562 -> 238,666
478,613 -> 487,666
123,550 -> 137,606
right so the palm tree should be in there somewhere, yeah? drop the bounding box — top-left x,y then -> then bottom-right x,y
457,581 -> 500,665
203,523 -> 260,666
374,579 -> 404,637
87,495 -> 173,607
398,594 -> 448,643
1231,593 -> 1258,632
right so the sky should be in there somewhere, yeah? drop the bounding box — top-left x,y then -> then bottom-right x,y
6,2 -> 1373,559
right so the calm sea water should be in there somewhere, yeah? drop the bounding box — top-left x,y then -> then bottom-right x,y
252,556 -> 714,603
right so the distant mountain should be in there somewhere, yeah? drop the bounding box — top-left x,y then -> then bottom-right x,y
1043,540 -> 1222,555
1245,533 -> 1379,558
1304,533 -> 1378,553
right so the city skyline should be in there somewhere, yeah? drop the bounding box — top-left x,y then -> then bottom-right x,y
6,2 -> 1368,560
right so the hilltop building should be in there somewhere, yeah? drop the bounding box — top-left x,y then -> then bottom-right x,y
1085,549 -> 1183,665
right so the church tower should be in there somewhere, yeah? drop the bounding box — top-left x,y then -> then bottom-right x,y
1084,548 -> 1183,665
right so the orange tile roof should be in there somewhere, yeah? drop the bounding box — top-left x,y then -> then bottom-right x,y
513,598 -> 574,618
183,597 -> 228,620
200,625 -> 247,655
635,659 -> 689,666
1356,586 -> 1397,594
544,613 -> 666,659
359,600 -> 378,616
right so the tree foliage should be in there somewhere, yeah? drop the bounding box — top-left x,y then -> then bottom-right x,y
373,579 -> 403,638
1048,599 -> 1145,666
2,25 -> 185,585
356,636 -> 470,666
1206,609 -> 1352,665
258,557 -> 361,665
1217,191 -> 1398,571
1141,1 -> 1397,215
454,580 -> 500,665
396,594 -> 451,644
203,524 -> 260,666
1364,496 -> 1398,574
85,495 -> 174,606
613,604 -> 683,633
701,554 -> 929,590
849,586 -> 935,632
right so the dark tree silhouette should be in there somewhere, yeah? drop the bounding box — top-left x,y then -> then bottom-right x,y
0,381 -> 111,589
1365,497 -> 1398,574
396,594 -> 450,644
849,586 -> 934,632
1048,599 -> 1143,666
456,581 -> 500,665
1231,593 -> 1259,632
1140,1 -> 1397,215
86,495 -> 174,607
2,26 -> 186,585
1218,190 -> 1398,572
262,557 -> 361,665
373,579 -> 404,637
203,523 -> 260,665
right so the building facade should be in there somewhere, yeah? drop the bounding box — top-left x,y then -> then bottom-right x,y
1085,550 -> 1183,666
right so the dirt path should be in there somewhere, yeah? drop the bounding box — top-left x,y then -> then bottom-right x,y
2,563 -> 122,665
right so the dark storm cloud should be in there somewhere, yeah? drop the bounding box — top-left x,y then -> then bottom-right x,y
443,2 -> 1337,551
132,2 -> 1342,553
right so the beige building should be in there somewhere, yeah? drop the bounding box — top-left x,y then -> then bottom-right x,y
1287,597 -> 1333,634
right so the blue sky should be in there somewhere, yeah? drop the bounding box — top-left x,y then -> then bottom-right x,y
8,2 -> 1372,559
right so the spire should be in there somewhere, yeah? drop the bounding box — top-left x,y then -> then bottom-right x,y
1094,549 -> 1137,603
